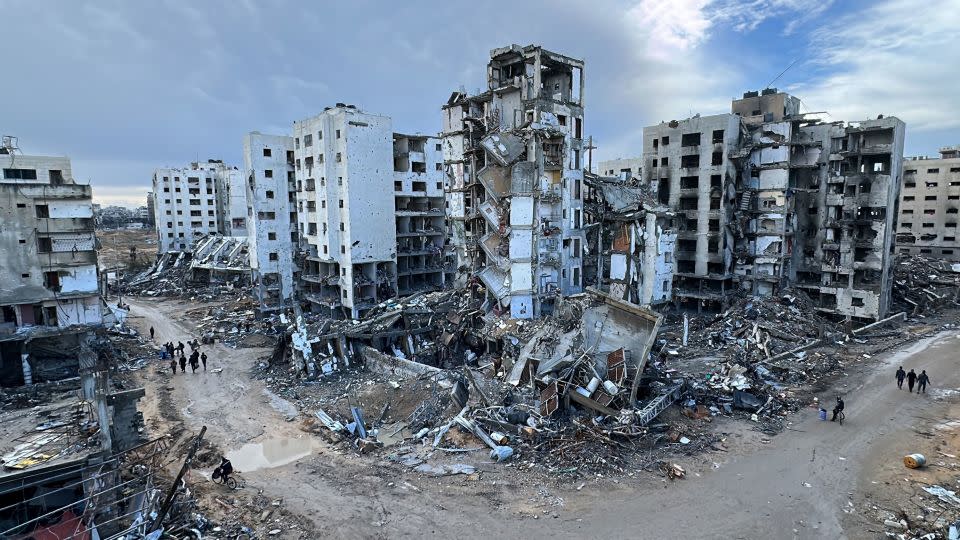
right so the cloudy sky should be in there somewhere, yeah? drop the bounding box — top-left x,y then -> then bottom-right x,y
2,0 -> 957,206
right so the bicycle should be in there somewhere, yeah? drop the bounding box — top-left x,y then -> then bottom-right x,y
213,471 -> 244,490
836,411 -> 845,425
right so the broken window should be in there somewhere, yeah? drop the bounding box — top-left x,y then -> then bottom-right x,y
904,182 -> 916,188
928,168 -> 940,174
680,176 -> 698,189
711,151 -> 722,166
661,136 -> 670,146
268,232 -> 277,240
661,157 -> 669,167
412,162 -> 426,173
263,148 -> 272,157
712,130 -> 724,144
266,190 -> 274,199
35,204 -> 49,218
680,154 -> 699,169
265,169 -> 273,178
575,118 -> 582,139
304,134 -> 313,147
681,133 -> 701,147
394,181 -> 402,191
3,168 -> 38,180
710,175 -> 722,189
851,297 -> 865,308
37,237 -> 52,252
925,195 -> 937,201
269,253 -> 278,261
679,197 -> 698,210
412,181 -> 426,191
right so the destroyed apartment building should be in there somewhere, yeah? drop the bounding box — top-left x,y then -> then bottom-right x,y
151,159 -> 246,253
293,104 -> 452,320
0,137 -> 109,387
441,44 -> 587,319
895,144 -> 960,261
638,89 -> 905,320
243,132 -> 299,312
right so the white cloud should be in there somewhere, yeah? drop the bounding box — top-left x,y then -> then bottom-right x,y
709,0 -> 833,34
790,0 -> 960,131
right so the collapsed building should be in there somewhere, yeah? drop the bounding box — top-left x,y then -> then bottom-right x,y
442,44 -> 587,319
128,234 -> 249,295
896,145 -> 960,261
583,174 -> 677,307
640,89 -> 905,320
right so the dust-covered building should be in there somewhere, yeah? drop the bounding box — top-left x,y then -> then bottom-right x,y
442,44 -> 587,319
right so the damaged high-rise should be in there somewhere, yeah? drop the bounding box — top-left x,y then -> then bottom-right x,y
293,105 -> 450,319
243,132 -> 299,311
442,44 -> 587,319
151,160 -> 246,253
895,145 -> 960,261
640,89 -> 905,320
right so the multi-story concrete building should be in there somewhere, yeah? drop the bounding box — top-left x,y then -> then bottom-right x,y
598,157 -> 643,181
392,133 -> 451,295
242,132 -> 298,311
144,192 -> 155,227
642,89 -> 905,320
896,145 -> 960,261
293,105 -> 398,319
152,162 -> 223,253
441,44 -> 587,319
0,150 -> 102,329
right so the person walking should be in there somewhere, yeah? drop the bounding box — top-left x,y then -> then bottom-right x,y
179,354 -> 187,374
918,370 -> 930,394
896,366 -> 906,390
169,356 -> 177,375
907,369 -> 918,393
150,326 -> 155,340
190,355 -> 199,373
200,352 -> 207,371
177,341 -> 185,355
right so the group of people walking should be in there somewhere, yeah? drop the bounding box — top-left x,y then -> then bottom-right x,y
152,326 -> 208,375
895,366 -> 930,393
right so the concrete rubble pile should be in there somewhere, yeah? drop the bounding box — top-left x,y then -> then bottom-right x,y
126,234 -> 251,298
265,287 -> 713,475
892,254 -> 960,314
183,300 -> 283,348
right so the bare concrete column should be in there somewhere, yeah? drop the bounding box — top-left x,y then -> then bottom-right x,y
640,212 -> 657,305
20,351 -> 31,386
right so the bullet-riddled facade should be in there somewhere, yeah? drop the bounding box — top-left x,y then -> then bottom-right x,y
442,44 -> 587,319
294,106 -> 397,319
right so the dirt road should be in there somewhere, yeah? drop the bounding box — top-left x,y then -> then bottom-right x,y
126,297 -> 960,539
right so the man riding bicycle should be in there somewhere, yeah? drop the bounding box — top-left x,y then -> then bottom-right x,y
213,456 -> 233,485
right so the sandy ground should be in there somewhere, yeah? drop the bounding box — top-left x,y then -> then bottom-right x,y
125,297 -> 960,539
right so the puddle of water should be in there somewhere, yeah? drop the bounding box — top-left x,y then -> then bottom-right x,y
226,437 -> 317,472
